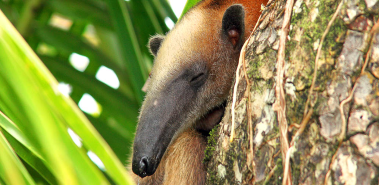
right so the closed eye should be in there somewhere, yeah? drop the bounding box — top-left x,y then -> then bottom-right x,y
191,73 -> 204,82
190,72 -> 206,87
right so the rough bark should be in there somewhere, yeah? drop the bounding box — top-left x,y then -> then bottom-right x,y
205,0 -> 379,184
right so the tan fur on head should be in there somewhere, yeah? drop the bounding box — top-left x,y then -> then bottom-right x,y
143,0 -> 266,127
131,0 -> 268,184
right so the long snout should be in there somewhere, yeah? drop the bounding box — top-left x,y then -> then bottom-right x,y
132,110 -> 174,177
132,80 -> 195,177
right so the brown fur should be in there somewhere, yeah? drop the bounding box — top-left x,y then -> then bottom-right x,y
131,0 -> 267,184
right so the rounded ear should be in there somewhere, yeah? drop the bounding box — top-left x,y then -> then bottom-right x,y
148,35 -> 165,56
222,4 -> 245,49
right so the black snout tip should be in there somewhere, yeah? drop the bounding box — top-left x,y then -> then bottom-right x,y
132,157 -> 153,178
139,157 -> 148,177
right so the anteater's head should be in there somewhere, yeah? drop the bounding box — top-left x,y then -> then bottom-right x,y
132,4 -> 246,177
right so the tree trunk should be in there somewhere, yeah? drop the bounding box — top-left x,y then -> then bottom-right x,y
205,0 -> 379,184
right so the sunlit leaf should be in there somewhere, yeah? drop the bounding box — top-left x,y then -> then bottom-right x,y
0,10 -> 135,185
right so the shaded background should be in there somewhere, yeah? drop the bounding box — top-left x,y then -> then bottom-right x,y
1,0 -> 183,164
